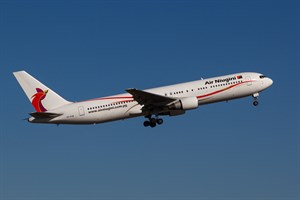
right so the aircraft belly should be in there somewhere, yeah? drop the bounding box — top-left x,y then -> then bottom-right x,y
93,106 -> 135,124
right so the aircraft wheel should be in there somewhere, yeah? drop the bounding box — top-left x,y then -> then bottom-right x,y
253,101 -> 259,106
150,118 -> 157,124
150,122 -> 156,128
143,121 -> 150,127
156,118 -> 163,125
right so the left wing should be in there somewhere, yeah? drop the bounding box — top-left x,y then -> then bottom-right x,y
126,88 -> 176,109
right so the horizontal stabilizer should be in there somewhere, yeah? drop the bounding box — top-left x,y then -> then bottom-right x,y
29,112 -> 62,119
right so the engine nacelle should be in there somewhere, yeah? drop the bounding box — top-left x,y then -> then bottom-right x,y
169,97 -> 199,110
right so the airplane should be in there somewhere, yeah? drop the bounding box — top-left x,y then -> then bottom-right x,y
13,71 -> 273,127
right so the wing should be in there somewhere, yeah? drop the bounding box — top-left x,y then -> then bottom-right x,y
126,88 -> 176,109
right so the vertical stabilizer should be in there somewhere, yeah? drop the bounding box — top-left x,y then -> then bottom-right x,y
13,71 -> 71,112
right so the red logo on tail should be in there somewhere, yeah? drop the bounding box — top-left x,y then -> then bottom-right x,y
31,88 -> 48,112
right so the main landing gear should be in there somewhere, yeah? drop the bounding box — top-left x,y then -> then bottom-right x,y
143,115 -> 163,128
252,93 -> 259,106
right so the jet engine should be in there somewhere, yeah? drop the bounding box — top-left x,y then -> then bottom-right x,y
169,97 -> 199,110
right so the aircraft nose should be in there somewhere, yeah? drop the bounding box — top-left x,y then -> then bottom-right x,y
265,78 -> 273,88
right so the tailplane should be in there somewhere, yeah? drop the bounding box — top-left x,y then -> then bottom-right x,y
13,71 -> 71,112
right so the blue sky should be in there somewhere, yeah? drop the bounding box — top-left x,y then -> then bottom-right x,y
1,0 -> 299,199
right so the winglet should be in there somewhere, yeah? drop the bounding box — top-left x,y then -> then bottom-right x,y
126,88 -> 137,93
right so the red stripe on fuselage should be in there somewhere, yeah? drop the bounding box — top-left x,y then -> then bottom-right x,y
197,81 -> 252,99
83,81 -> 253,103
83,96 -> 133,102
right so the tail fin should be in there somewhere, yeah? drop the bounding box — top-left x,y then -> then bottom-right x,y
13,71 -> 71,112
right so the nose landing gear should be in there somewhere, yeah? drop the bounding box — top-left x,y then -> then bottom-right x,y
253,100 -> 259,106
143,115 -> 164,128
252,93 -> 259,106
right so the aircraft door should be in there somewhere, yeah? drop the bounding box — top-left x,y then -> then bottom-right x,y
78,106 -> 85,116
245,76 -> 252,86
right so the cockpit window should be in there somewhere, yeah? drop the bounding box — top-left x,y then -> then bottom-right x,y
259,75 -> 266,79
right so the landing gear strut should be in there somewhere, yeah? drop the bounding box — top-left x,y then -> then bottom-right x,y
143,115 -> 164,128
252,93 -> 259,106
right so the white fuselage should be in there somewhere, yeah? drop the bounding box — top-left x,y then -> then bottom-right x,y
28,72 -> 273,124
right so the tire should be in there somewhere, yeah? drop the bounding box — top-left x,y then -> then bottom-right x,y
150,118 -> 157,124
253,101 -> 259,106
143,121 -> 150,127
150,122 -> 156,128
156,118 -> 163,125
